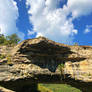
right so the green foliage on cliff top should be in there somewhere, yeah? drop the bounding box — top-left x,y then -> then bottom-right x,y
0,33 -> 20,46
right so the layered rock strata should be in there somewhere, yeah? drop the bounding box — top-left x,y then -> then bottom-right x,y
0,37 -> 92,92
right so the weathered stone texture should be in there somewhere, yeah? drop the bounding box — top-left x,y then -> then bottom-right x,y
0,37 -> 92,83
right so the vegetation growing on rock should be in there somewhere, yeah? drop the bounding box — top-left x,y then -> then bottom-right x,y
0,54 -> 6,59
58,64 -> 65,75
0,33 -> 20,46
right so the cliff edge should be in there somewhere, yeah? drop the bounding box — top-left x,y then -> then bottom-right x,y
0,37 -> 92,92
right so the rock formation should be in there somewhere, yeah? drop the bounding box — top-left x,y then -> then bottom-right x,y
65,45 -> 92,82
0,37 -> 92,92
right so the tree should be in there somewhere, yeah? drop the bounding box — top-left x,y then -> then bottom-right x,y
74,42 -> 78,46
58,64 -> 65,80
0,34 -> 7,44
0,33 -> 20,46
7,34 -> 20,45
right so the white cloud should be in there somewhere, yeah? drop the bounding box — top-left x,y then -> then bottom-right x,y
84,28 -> 90,34
36,33 -> 43,37
27,30 -> 44,38
84,25 -> 92,34
26,0 -> 92,44
27,30 -> 36,35
67,0 -> 92,18
0,0 -> 25,40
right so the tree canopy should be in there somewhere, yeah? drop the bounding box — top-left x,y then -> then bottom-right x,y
0,33 -> 20,46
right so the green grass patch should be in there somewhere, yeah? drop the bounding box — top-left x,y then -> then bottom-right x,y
38,84 -> 53,92
39,84 -> 81,92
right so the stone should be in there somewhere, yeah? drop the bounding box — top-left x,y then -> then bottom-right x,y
0,37 -> 91,82
0,58 -> 7,64
0,37 -> 92,91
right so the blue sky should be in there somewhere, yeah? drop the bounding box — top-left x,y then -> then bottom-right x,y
0,0 -> 92,45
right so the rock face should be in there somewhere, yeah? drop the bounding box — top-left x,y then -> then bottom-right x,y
0,37 -> 92,91
11,37 -> 92,82
0,37 -> 92,82
12,37 -> 71,72
65,46 -> 92,82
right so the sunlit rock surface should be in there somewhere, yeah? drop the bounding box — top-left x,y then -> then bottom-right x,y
0,37 -> 92,91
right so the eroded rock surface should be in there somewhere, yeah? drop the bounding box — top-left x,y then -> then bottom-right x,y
64,46 -> 92,82
11,37 -> 92,82
0,37 -> 92,91
12,37 -> 71,72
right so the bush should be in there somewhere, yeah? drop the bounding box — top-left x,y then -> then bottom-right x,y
58,64 -> 65,79
0,54 -> 6,59
0,34 -> 7,45
58,64 -> 65,72
0,33 -> 20,46
7,34 -> 20,45
6,55 -> 12,65
74,43 -> 78,46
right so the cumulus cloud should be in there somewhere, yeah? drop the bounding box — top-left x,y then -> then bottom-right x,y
67,0 -> 92,18
0,0 -> 25,40
26,0 -> 92,44
84,25 -> 92,34
84,28 -> 90,34
27,30 -> 36,35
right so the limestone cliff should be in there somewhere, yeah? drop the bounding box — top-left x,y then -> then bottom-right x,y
11,37 -> 92,82
0,37 -> 92,92
65,45 -> 92,82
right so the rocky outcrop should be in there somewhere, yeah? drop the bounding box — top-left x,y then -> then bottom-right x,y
0,86 -> 14,92
0,37 -> 92,92
11,37 -> 92,82
0,37 -> 92,82
12,37 -> 71,72
65,46 -> 92,82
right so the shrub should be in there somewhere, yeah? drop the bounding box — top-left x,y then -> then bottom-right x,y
74,42 -> 78,46
0,34 -> 7,45
0,33 -> 20,46
6,55 -> 12,65
0,54 -> 6,59
58,64 -> 65,75
58,63 -> 65,79
6,34 -> 20,45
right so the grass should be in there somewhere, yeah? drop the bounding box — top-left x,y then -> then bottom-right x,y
39,84 -> 81,92
38,84 -> 53,92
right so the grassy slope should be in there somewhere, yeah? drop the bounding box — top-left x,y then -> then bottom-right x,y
38,84 -> 81,92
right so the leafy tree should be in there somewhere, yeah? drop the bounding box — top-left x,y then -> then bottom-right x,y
58,64 -> 65,80
0,33 -> 20,46
0,34 -> 7,44
7,33 -> 20,45
74,42 -> 78,46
